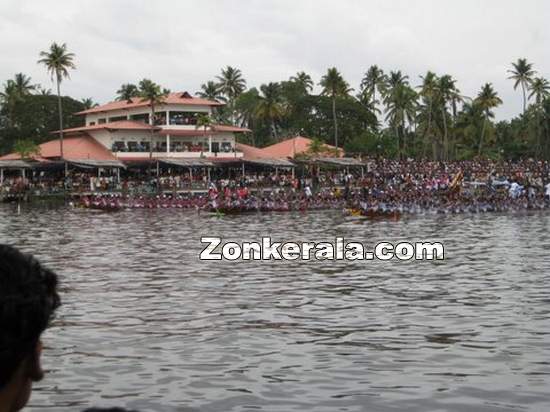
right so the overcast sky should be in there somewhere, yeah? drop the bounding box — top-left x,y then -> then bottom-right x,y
1,0 -> 548,120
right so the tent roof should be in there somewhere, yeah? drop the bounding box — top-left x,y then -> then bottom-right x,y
158,158 -> 215,168
0,160 -> 33,169
244,158 -> 295,167
66,159 -> 126,169
313,157 -> 366,167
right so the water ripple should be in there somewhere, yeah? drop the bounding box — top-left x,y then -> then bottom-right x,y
1,204 -> 549,411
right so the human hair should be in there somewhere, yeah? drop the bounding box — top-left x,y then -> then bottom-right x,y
0,244 -> 61,388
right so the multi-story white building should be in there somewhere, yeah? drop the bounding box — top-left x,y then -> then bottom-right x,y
65,91 -> 248,160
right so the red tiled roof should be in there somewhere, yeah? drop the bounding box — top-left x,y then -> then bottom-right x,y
0,134 -> 117,161
76,92 -> 224,115
261,136 -> 342,159
212,125 -> 251,133
236,142 -> 271,159
53,120 -> 159,134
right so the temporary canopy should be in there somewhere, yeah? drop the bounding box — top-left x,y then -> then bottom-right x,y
244,158 -> 295,168
313,157 -> 366,167
0,160 -> 34,169
66,159 -> 126,169
158,158 -> 215,168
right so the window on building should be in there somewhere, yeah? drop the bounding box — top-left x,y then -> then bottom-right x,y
88,122 -> 96,126
127,141 -> 138,152
109,115 -> 127,122
154,112 -> 167,126
98,118 -> 106,124
130,113 -> 149,124
153,141 -> 167,152
112,141 -> 126,152
221,142 -> 232,153
169,111 -> 203,125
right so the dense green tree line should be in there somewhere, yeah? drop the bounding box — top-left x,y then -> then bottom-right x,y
0,72 -> 86,155
195,60 -> 549,160
1,47 -> 549,160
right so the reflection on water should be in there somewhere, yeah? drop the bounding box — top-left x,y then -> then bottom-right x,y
1,204 -> 550,411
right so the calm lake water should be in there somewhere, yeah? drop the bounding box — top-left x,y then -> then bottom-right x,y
1,204 -> 549,411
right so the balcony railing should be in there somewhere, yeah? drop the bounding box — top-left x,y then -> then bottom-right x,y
113,151 -> 244,159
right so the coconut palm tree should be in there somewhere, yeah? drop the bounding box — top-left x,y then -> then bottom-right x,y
384,70 -> 409,92
0,80 -> 21,127
255,82 -> 286,140
356,88 -> 381,119
384,83 -> 417,157
37,42 -> 75,160
528,77 -> 550,155
320,67 -> 352,149
0,74 -> 37,128
196,113 -> 213,153
36,86 -> 52,96
437,75 -> 462,160
290,71 -> 314,94
417,71 -> 439,158
197,81 -> 226,102
138,79 -> 168,175
439,75 -> 462,118
528,77 -> 550,106
217,66 -> 246,124
116,83 -> 139,102
475,83 -> 502,156
12,73 -> 36,96
234,88 -> 261,145
508,58 -> 536,114
81,98 -> 97,110
360,65 -> 385,107
454,102 -> 484,159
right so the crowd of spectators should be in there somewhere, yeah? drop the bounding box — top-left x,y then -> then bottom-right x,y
2,159 -> 550,210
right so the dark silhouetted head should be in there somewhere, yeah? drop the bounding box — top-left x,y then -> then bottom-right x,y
0,244 -> 60,411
